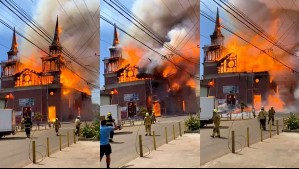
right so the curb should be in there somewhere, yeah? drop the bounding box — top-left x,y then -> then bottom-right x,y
184,130 -> 200,133
78,137 -> 99,141
282,129 -> 299,133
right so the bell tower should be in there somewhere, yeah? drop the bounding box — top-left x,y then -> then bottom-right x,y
41,16 -> 65,83
1,28 -> 20,78
103,24 -> 123,74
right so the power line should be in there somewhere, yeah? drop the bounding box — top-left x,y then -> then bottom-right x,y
100,14 -> 200,80
105,0 -> 199,65
0,1 -> 100,88
200,10 -> 299,73
215,0 -> 297,58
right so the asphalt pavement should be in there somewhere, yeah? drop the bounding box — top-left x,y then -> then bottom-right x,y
0,123 -> 77,168
202,132 -> 299,168
200,116 -> 285,165
100,116 -> 188,168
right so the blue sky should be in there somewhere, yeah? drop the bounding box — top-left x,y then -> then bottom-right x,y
200,0 -> 232,78
0,0 -> 37,61
0,0 -> 100,104
100,0 -> 135,88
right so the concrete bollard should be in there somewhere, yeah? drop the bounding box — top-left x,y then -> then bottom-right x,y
139,135 -> 143,157
45,124 -> 47,130
260,128 -> 263,142
153,131 -> 157,151
242,113 -> 244,120
173,124 -> 176,140
59,134 -> 62,151
232,131 -> 235,153
179,122 -> 182,137
47,137 -> 50,157
276,120 -> 279,135
282,118 -> 285,132
270,123 -> 272,138
67,131 -> 70,147
73,129 -> 76,144
230,113 -> 232,120
32,141 -> 36,164
247,128 -> 250,147
165,127 -> 168,144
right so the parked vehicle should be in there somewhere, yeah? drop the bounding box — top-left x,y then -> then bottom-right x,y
100,104 -> 122,127
0,109 -> 17,138
200,97 -> 218,128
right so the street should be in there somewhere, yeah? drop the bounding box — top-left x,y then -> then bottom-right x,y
200,114 -> 287,165
0,123 -> 77,168
100,116 -> 189,168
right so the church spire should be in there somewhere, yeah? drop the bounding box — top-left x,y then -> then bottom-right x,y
7,27 -> 18,59
51,16 -> 60,47
210,8 -> 224,46
112,24 -> 119,46
213,8 -> 222,36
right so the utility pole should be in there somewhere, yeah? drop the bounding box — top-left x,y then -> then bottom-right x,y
252,69 -> 254,111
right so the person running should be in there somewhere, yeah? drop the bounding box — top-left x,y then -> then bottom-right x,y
100,120 -> 120,168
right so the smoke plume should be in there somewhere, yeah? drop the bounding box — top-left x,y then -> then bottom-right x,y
120,0 -> 200,91
20,0 -> 99,94
228,0 -> 299,111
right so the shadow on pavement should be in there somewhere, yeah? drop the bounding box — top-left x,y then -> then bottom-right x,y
115,132 -> 134,135
121,164 -> 135,168
110,142 -> 125,144
0,137 -> 27,140
201,126 -> 230,129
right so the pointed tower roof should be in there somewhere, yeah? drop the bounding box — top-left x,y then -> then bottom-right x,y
51,16 -> 60,47
7,27 -> 18,57
112,24 -> 119,46
212,8 -> 223,37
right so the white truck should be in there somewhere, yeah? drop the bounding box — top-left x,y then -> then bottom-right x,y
100,104 -> 122,127
0,109 -> 17,138
200,97 -> 218,128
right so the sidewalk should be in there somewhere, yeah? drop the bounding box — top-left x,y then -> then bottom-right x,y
25,141 -> 100,168
202,132 -> 299,168
121,133 -> 200,168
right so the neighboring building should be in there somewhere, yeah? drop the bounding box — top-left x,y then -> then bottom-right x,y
0,18 -> 93,123
201,9 -> 277,109
101,25 -> 198,117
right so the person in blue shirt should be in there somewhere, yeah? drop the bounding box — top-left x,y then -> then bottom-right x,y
100,120 -> 119,168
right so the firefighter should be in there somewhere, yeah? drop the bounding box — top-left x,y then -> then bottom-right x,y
75,116 -> 81,136
54,118 -> 61,136
106,112 -> 116,142
144,113 -> 152,136
258,106 -> 267,130
268,106 -> 276,126
24,117 -> 32,138
151,110 -> 156,124
211,109 -> 221,138
21,118 -> 25,131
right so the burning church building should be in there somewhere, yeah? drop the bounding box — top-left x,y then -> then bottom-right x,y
201,9 -> 278,110
101,25 -> 198,117
0,17 -> 93,123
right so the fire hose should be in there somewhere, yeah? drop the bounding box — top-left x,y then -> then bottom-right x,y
28,127 -> 47,164
227,113 -> 247,153
134,124 -> 154,157
133,120 -> 184,157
